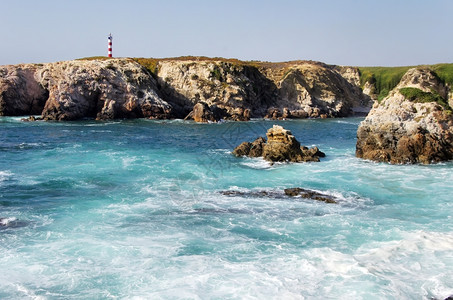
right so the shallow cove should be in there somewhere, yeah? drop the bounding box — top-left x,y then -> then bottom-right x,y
1,117 -> 452,299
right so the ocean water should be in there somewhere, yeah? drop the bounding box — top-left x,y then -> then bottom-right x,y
0,116 -> 452,299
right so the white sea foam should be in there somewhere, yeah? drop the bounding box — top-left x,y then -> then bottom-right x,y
0,170 -> 13,183
0,217 -> 17,226
334,120 -> 358,125
15,284 -> 47,300
16,142 -> 46,149
354,231 -> 453,299
240,157 -> 274,169
121,156 -> 138,168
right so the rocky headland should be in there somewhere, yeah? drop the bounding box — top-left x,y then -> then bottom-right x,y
233,125 -> 325,163
356,67 -> 453,164
0,59 -> 171,120
0,57 -> 373,121
2,56 -> 453,164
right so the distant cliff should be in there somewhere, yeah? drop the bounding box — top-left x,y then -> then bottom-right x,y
0,57 -> 373,121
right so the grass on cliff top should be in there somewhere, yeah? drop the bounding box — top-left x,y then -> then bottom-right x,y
78,56 -> 453,92
358,66 -> 412,101
358,63 -> 453,102
78,56 -> 112,61
431,63 -> 453,86
399,87 -> 452,112
78,56 -> 328,75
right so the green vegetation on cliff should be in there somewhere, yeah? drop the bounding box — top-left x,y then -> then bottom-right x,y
78,56 -> 112,61
358,63 -> 453,102
399,87 -> 452,111
131,58 -> 160,75
431,63 -> 453,86
358,66 -> 411,101
78,57 -> 453,100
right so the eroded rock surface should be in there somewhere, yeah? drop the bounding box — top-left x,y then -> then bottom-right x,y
356,67 -> 453,164
0,59 -> 172,120
1,58 -> 373,121
220,188 -> 338,204
0,65 -> 48,116
233,125 -> 325,162
284,188 -> 337,204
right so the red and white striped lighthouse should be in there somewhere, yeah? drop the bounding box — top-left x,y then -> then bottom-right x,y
107,33 -> 113,57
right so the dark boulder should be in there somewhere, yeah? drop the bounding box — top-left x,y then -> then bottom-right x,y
284,188 -> 337,204
184,102 -> 228,123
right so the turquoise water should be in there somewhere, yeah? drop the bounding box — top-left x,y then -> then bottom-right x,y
1,117 -> 452,299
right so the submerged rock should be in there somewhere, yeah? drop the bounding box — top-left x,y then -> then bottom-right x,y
0,217 -> 27,229
284,188 -> 337,204
233,125 -> 325,162
220,188 -> 338,204
220,190 -> 277,198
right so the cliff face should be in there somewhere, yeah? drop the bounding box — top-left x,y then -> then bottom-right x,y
0,65 -> 48,116
40,59 -> 173,120
356,67 -> 453,164
0,59 -> 172,120
157,60 -> 372,120
156,60 -> 276,119
275,63 -> 371,118
0,58 -> 373,121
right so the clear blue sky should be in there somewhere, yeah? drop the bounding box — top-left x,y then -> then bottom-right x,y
1,0 -> 452,66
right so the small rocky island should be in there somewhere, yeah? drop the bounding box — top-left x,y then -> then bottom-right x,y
233,125 -> 325,162
356,67 -> 453,164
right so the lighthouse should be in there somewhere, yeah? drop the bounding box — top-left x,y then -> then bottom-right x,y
108,33 -> 113,57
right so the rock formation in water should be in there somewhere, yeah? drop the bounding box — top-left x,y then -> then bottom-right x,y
233,125 -> 325,162
219,188 -> 338,204
356,67 -> 453,164
0,58 -> 373,121
284,188 -> 337,203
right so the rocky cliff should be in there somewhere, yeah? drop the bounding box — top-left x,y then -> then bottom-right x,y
0,64 -> 48,116
156,60 -> 276,120
0,57 -> 373,121
273,63 -> 370,118
157,59 -> 373,120
1,59 -> 172,120
356,67 -> 453,164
